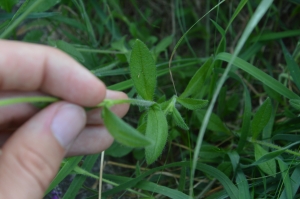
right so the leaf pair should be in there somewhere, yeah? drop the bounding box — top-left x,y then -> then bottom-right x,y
129,40 -> 211,163
129,40 -> 169,164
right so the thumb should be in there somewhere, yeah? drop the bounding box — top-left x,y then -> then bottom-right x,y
0,102 -> 86,199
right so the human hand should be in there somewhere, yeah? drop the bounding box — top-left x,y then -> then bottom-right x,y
0,40 -> 129,198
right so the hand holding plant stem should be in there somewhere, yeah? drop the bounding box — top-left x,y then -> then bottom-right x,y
0,40 -> 129,198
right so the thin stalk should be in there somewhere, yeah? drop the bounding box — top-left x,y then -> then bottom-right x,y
76,48 -> 125,54
99,151 -> 105,199
250,139 -> 300,157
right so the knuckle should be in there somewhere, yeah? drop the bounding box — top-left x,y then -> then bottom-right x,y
15,144 -> 56,191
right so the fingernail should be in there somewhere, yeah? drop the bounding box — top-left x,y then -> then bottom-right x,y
51,104 -> 86,148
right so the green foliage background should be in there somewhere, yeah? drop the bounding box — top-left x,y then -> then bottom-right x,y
1,0 -> 300,198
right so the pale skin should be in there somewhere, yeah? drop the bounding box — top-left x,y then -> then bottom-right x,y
0,40 -> 129,198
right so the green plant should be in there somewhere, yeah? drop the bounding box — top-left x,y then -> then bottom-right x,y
1,0 -> 300,198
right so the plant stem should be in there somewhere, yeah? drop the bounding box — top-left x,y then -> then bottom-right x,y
250,139 -> 300,157
76,48 -> 125,54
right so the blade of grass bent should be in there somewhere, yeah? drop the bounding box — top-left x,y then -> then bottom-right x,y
189,0 -> 274,197
168,0 -> 225,95
215,52 -> 300,100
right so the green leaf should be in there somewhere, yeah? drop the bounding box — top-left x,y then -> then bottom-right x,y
172,108 -> 189,130
217,162 -> 233,178
34,0 -> 60,12
54,40 -> 85,63
237,88 -> 251,152
129,39 -> 157,100
227,151 -> 240,173
279,164 -> 300,199
277,158 -> 293,199
180,57 -> 213,98
14,0 -> 59,16
210,19 -> 225,37
0,0 -> 19,12
105,141 -> 133,157
281,40 -> 300,90
251,98 -> 272,140
145,105 -> 168,164
153,35 -> 173,58
236,168 -> 251,199
102,106 -> 152,147
178,166 -> 186,192
111,36 -> 129,52
289,99 -> 300,111
62,154 -> 99,199
242,141 -> 300,168
23,30 -> 43,43
177,97 -> 208,110
254,144 -> 276,177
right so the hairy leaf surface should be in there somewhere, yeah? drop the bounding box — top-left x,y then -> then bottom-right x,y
172,108 -> 189,130
130,39 -> 156,100
177,97 -> 208,110
145,105 -> 168,164
252,98 -> 272,140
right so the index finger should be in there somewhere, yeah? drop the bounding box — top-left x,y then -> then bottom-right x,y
0,40 -> 106,106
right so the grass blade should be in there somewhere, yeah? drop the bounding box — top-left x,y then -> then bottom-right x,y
215,52 -> 300,100
254,144 -> 276,177
277,158 -> 293,199
279,164 -> 300,199
62,154 -> 99,199
168,0 -> 225,95
45,156 -> 83,195
280,40 -> 300,90
190,0 -> 274,196
236,168 -> 251,199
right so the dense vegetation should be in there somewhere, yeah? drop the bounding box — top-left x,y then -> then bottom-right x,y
1,0 -> 300,198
